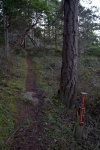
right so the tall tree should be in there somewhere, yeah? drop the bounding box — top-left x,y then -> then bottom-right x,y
1,0 -> 31,54
60,0 -> 78,108
0,0 -> 49,49
78,4 -> 100,54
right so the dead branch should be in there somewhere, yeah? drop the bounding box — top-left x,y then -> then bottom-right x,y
15,15 -> 41,47
27,35 -> 40,49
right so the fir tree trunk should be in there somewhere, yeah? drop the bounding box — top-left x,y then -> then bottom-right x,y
60,0 -> 78,108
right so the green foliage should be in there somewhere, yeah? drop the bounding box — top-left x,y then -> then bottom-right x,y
3,0 -> 28,14
0,103 -> 14,148
87,46 -> 100,57
0,94 -> 16,149
31,0 -> 49,13
2,0 -> 49,17
41,96 -> 79,150
79,4 -> 100,54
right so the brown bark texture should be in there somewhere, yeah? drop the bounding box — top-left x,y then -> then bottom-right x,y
60,0 -> 78,108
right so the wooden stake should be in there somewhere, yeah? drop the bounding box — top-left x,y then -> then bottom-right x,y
75,92 -> 87,140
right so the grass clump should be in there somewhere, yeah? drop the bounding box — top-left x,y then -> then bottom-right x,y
0,102 -> 14,148
41,97 -> 81,150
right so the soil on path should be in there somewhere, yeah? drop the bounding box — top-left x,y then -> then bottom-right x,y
13,51 -> 45,150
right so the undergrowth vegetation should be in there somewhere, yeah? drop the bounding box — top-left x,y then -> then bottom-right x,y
0,50 -> 27,149
78,56 -> 100,110
34,53 -> 61,100
34,51 -> 100,150
0,48 -> 99,150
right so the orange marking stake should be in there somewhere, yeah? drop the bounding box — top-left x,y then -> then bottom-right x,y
75,92 -> 87,140
80,93 -> 87,126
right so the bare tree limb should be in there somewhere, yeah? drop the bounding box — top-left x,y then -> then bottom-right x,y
15,15 -> 41,47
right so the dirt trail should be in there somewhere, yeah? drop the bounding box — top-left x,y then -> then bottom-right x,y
26,51 -> 38,92
14,51 -> 45,150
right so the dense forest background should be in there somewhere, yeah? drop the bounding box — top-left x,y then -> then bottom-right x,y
0,0 -> 100,150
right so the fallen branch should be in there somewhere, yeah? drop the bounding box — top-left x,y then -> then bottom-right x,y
1,126 -> 21,150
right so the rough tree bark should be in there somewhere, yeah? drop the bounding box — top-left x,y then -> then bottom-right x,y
60,0 -> 78,108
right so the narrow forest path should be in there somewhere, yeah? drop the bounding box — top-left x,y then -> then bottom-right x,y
13,50 -> 45,150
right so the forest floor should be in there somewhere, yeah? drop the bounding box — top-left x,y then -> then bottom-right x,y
0,49 -> 99,150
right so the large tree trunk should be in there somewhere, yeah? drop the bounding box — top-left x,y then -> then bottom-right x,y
60,0 -> 78,108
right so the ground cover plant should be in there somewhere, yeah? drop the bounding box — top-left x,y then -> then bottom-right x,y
33,51 -> 100,150
0,51 -> 27,149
